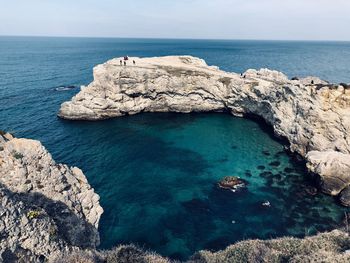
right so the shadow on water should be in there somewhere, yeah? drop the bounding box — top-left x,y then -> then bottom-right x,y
244,113 -> 291,146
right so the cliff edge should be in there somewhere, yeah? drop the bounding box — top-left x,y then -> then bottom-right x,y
0,132 -> 103,262
58,56 -> 350,205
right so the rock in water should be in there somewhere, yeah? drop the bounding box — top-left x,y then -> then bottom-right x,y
339,186 -> 350,207
304,186 -> 318,196
306,151 -> 350,196
218,176 -> 247,192
58,56 -> 350,205
0,133 -> 103,262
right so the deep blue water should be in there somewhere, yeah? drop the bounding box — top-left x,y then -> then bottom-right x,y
1,37 -> 350,260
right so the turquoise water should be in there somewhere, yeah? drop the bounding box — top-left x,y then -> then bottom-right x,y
1,37 -> 350,260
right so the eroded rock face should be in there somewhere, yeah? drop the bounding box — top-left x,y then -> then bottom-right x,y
340,186 -> 350,207
307,151 -> 350,197
58,56 -> 350,204
0,133 -> 103,262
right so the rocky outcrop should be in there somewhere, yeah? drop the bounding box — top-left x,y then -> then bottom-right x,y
340,187 -> 350,207
218,176 -> 247,192
58,56 -> 350,205
0,132 -> 103,262
306,151 -> 350,196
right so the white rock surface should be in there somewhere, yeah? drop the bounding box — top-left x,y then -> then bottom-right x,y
0,133 -> 103,262
307,151 -> 350,196
58,56 -> 350,204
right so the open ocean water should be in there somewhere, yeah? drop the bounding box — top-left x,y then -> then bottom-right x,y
1,37 -> 350,260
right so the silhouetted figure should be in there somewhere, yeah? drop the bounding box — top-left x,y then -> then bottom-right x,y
120,60 -> 122,66
133,60 -> 136,65
124,61 -> 126,66
311,80 -> 314,85
243,75 -> 246,79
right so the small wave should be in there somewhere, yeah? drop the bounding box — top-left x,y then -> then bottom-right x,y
54,85 -> 79,91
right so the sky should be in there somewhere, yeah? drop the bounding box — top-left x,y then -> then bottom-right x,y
1,0 -> 350,41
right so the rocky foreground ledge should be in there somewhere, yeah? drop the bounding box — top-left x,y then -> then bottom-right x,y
58,56 -> 350,206
54,230 -> 350,263
0,132 -> 103,262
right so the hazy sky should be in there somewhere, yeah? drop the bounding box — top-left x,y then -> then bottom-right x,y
1,0 -> 350,40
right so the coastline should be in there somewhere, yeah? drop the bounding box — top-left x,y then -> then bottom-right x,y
58,55 -> 350,207
2,53 -> 350,262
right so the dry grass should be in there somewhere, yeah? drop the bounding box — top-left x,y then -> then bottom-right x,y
51,245 -> 170,263
50,230 -> 350,263
50,250 -> 102,263
191,230 -> 350,263
104,245 -> 170,263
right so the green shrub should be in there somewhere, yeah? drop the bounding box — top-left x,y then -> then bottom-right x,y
27,210 -> 41,220
12,151 -> 24,159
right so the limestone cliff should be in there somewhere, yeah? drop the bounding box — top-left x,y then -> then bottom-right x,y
58,56 -> 350,205
0,132 -> 103,262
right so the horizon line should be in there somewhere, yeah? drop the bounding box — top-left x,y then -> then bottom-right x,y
1,34 -> 350,43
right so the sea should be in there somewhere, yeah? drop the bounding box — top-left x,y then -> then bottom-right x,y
1,36 -> 350,260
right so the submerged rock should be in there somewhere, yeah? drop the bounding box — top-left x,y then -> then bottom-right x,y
218,176 -> 247,192
304,186 -> 318,196
284,167 -> 294,173
269,161 -> 281,167
245,171 -> 253,177
259,171 -> 273,178
262,150 -> 271,156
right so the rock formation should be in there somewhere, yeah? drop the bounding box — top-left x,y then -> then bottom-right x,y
0,132 -> 103,262
218,176 -> 247,192
58,56 -> 350,205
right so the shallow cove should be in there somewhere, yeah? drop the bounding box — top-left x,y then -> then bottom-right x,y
60,112 -> 346,260
1,37 -> 350,261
